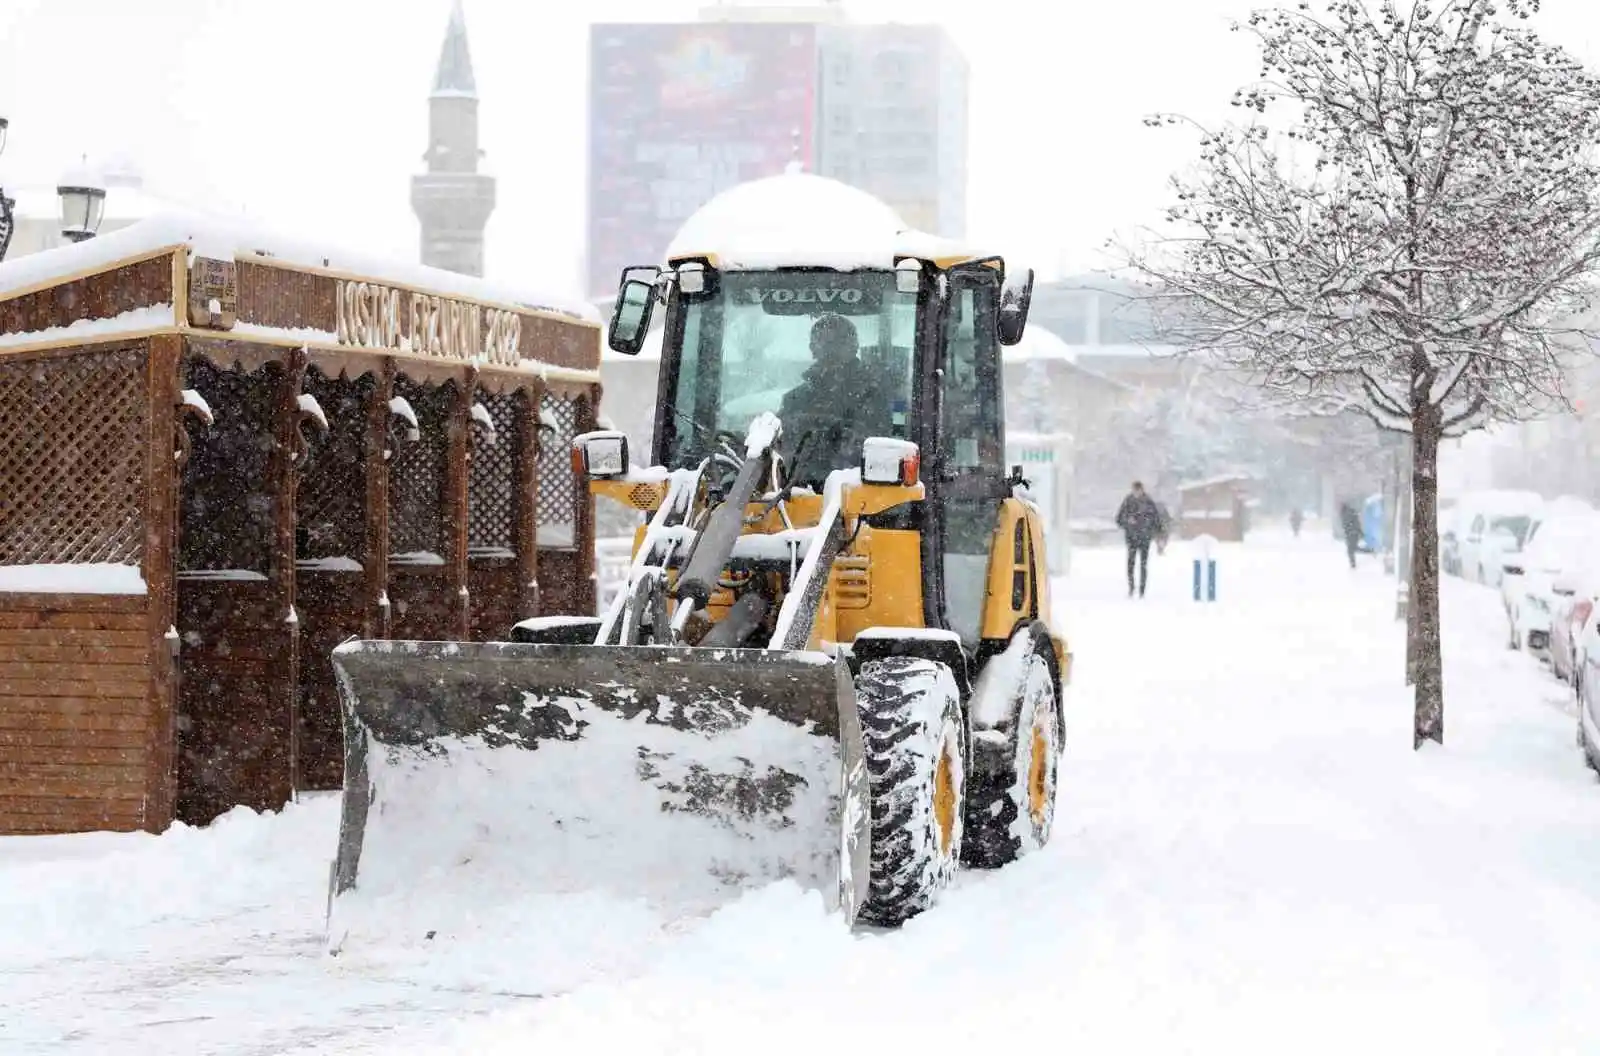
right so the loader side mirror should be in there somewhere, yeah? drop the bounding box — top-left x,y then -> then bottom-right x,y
997,265 -> 1033,346
608,266 -> 659,356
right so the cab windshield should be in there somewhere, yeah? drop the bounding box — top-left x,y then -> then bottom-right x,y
661,269 -> 918,487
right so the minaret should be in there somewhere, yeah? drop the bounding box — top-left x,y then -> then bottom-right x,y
411,0 -> 495,276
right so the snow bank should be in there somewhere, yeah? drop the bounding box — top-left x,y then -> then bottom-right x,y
415,534 -> 1600,1055
0,802 -> 330,963
13,532 -> 1600,1054
0,210 -> 599,324
0,562 -> 146,594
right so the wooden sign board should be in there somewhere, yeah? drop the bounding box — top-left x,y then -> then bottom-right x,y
188,257 -> 238,330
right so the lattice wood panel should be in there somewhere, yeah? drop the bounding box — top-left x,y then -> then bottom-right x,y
298,368 -> 373,561
537,392 -> 580,550
468,390 -> 521,555
178,358 -> 281,574
0,346 -> 148,565
389,377 -> 453,559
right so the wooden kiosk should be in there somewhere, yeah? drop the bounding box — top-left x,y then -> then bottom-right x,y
1176,473 -> 1252,542
0,215 -> 602,834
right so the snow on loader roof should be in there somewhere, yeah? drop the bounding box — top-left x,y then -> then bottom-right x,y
664,169 -> 977,271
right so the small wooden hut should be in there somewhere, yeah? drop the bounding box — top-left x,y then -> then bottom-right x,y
0,214 -> 601,835
1176,473 -> 1253,542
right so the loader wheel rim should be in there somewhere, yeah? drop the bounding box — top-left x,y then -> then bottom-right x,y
1028,721 -> 1051,825
933,739 -> 957,856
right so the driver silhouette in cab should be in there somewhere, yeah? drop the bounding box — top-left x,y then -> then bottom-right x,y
779,314 -> 893,478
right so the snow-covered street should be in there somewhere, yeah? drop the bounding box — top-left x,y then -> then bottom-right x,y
7,530 -> 1600,1055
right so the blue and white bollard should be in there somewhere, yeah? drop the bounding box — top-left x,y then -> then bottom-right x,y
1191,534 -> 1218,602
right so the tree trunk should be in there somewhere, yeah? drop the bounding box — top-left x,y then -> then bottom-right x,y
1411,406 -> 1444,748
1397,437 -> 1417,683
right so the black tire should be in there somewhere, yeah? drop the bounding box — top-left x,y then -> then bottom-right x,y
962,631 -> 1062,869
1579,678 -> 1595,765
853,656 -> 965,928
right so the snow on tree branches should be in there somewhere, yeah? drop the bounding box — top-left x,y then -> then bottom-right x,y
1120,0 -> 1600,749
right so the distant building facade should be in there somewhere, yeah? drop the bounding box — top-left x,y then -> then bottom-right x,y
585,4 -> 968,299
411,1 -> 496,277
812,22 -> 967,237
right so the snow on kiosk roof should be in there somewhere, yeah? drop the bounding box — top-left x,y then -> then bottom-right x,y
663,171 -> 979,271
0,210 -> 605,839
0,210 -> 601,380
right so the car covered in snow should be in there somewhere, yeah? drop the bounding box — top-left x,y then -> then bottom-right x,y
1457,490 -> 1544,585
1574,595 -> 1600,770
1550,588 -> 1595,687
1503,509 -> 1600,654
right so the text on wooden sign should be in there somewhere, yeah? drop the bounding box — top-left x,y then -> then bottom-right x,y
336,280 -> 521,366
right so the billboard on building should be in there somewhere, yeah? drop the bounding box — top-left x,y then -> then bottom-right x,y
587,23 -> 818,300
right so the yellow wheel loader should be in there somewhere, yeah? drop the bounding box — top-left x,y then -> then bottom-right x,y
324,222 -> 1073,947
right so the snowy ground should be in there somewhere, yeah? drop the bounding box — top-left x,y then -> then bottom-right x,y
6,529 -> 1600,1054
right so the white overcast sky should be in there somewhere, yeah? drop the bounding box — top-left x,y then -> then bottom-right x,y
3,0 -> 1600,298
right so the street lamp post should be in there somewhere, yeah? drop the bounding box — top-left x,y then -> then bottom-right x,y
57,160 -> 106,244
0,115 -> 15,262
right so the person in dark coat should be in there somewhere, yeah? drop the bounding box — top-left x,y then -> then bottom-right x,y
1115,480 -> 1163,597
779,314 -> 892,481
1338,500 -> 1362,569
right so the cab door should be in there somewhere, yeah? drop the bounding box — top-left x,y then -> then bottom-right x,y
926,262 -> 1008,650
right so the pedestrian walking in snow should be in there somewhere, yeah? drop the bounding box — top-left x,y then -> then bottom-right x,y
1338,501 -> 1362,569
1116,480 -> 1163,597
1154,501 -> 1172,555
1289,508 -> 1303,537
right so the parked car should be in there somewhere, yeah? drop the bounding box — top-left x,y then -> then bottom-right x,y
1572,596 -> 1600,771
1458,490 -> 1544,585
1504,509 -> 1600,653
1550,588 -> 1594,685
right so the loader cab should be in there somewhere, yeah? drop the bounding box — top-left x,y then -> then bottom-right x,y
607,254 -> 1035,656
628,261 -> 922,490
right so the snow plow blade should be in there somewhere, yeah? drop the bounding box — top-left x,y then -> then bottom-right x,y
324,639 -> 867,951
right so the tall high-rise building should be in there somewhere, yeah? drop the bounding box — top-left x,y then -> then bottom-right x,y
412,0 -> 496,277
585,4 -> 968,300
813,23 -> 967,238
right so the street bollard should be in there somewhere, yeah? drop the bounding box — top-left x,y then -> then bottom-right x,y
1191,533 -> 1218,602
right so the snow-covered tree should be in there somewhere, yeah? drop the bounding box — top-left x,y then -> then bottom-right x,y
1122,0 -> 1600,748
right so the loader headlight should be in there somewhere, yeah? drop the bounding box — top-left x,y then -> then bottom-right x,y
572,430 -> 629,479
861,436 -> 919,486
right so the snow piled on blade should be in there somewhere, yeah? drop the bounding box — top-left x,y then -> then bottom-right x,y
326,685 -> 844,962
